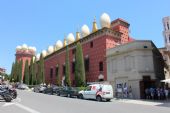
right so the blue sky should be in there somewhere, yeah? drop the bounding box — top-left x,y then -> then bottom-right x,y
0,0 -> 169,74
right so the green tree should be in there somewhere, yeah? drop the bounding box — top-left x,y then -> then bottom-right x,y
29,57 -> 33,85
32,58 -> 37,85
15,61 -> 19,82
24,60 -> 29,85
56,64 -> 60,86
18,59 -> 23,82
65,45 -> 71,86
75,42 -> 86,87
36,61 -> 41,84
10,62 -> 15,82
39,54 -> 45,84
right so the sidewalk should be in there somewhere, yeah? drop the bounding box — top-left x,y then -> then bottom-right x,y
112,98 -> 170,107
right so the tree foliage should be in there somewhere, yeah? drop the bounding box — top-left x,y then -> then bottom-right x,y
32,58 -> 37,85
39,54 -> 45,84
65,45 -> 71,86
29,57 -> 33,85
10,62 -> 15,82
24,60 -> 29,85
75,42 -> 86,87
18,59 -> 23,82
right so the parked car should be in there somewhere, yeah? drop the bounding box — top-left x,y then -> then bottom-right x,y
43,87 -> 53,94
33,85 -> 47,93
57,87 -> 79,98
17,83 -> 29,90
78,83 -> 113,102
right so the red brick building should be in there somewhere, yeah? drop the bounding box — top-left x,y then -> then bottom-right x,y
44,18 -> 132,85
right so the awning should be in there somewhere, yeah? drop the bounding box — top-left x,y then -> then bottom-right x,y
161,79 -> 170,83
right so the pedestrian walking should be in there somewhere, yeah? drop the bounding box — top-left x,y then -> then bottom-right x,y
128,86 -> 133,99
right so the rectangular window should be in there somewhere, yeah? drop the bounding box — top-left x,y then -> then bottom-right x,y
99,61 -> 103,71
143,46 -> 148,48
90,41 -> 93,48
50,68 -> 53,79
72,61 -> 75,73
55,66 -> 59,76
72,48 -> 76,54
165,37 -> 167,43
85,58 -> 90,72
63,65 -> 65,75
167,23 -> 169,30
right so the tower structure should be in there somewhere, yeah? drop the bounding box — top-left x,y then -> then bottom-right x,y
15,44 -> 36,81
111,18 -> 130,44
160,16 -> 170,80
163,16 -> 170,50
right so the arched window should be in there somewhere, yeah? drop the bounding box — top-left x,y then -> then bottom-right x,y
99,61 -> 103,71
167,22 -> 169,30
50,67 -> 53,79
85,57 -> 90,72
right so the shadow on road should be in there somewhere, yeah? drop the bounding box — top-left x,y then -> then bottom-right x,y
156,101 -> 170,108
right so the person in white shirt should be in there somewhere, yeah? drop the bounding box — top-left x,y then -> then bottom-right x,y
164,88 -> 169,100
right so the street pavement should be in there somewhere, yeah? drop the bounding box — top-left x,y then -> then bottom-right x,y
0,90 -> 170,113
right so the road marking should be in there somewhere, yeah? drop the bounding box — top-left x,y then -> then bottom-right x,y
2,103 -> 14,107
15,97 -> 21,102
116,99 -> 163,106
14,103 -> 41,113
2,101 -> 40,113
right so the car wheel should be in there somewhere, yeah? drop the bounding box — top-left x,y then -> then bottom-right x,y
4,95 -> 12,102
12,92 -> 17,99
96,96 -> 102,102
67,94 -> 71,98
106,99 -> 111,102
79,94 -> 83,99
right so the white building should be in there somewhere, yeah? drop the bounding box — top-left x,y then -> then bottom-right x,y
106,40 -> 165,99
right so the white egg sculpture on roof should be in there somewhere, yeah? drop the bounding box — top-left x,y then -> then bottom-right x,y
81,25 -> 90,37
28,46 -> 32,50
28,46 -> 33,51
22,44 -> 28,50
100,13 -> 111,28
67,33 -> 75,44
32,47 -> 36,52
55,40 -> 63,50
42,50 -> 47,57
36,53 -> 40,60
48,45 -> 54,54
16,45 -> 22,51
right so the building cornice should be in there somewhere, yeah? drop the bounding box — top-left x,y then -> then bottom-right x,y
107,48 -> 153,58
44,27 -> 122,61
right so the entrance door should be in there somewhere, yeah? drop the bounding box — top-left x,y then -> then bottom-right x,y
140,76 -> 155,99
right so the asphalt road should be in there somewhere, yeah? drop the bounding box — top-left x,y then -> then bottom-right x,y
0,90 -> 170,113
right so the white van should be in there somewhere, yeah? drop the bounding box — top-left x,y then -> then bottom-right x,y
78,84 -> 113,102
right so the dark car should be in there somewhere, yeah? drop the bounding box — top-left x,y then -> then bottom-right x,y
43,87 -> 53,94
57,87 -> 79,98
33,85 -> 47,93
